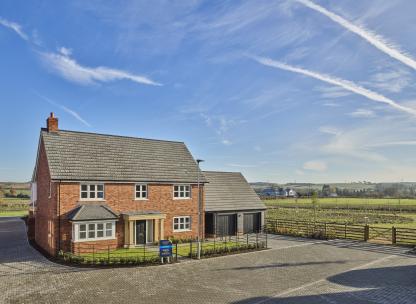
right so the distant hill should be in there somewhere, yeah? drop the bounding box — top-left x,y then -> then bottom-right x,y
251,182 -> 375,191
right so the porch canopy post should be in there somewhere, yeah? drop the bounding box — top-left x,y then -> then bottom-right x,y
122,212 -> 166,248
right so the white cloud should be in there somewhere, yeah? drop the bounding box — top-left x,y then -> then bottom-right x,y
367,141 -> 416,148
319,126 -> 340,135
221,139 -> 232,145
315,86 -> 351,99
303,160 -> 327,172
295,169 -> 305,175
226,163 -> 257,168
349,108 -> 375,118
369,69 -> 411,93
296,0 -> 416,70
58,47 -> 72,56
252,56 -> 416,116
320,127 -> 386,162
36,93 -> 91,127
0,17 -> 28,40
322,102 -> 340,107
40,49 -> 161,86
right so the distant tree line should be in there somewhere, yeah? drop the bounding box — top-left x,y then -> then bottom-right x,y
255,182 -> 416,199
304,184 -> 416,198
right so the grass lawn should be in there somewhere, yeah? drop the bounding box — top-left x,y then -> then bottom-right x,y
0,210 -> 28,217
77,240 -> 247,261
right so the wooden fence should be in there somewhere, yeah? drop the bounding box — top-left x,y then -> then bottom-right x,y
266,218 -> 416,246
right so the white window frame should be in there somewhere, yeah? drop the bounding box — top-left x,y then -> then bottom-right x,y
173,184 -> 191,199
80,183 -> 105,201
72,221 -> 116,242
173,216 -> 191,232
135,184 -> 148,200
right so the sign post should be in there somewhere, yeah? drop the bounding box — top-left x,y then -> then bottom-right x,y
159,240 -> 173,263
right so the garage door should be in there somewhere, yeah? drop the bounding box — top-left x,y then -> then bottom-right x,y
217,214 -> 237,236
243,213 -> 261,233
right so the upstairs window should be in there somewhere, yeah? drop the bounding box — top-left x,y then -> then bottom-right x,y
80,184 -> 104,200
135,184 -> 148,199
173,185 -> 191,199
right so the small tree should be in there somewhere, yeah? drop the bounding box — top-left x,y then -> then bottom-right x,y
311,191 -> 319,225
9,187 -> 16,197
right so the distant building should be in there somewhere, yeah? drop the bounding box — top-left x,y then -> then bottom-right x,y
261,187 -> 297,198
285,188 -> 297,197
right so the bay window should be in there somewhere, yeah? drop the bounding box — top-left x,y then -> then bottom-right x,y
73,221 -> 115,242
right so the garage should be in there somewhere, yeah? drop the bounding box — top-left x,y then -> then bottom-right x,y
216,214 -> 237,236
243,212 -> 261,233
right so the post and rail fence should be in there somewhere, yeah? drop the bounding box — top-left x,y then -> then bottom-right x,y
266,218 -> 416,246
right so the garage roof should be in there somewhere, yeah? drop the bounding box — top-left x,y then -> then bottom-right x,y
203,171 -> 266,212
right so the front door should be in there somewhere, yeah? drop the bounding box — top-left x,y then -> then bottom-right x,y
136,220 -> 146,244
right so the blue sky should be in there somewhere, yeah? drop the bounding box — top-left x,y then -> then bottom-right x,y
1,0 -> 416,183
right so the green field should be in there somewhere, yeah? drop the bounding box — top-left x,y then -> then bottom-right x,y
264,197 -> 416,206
0,210 -> 28,217
266,197 -> 416,229
0,198 -> 30,204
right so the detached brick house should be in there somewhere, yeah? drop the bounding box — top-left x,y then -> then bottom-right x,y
31,113 -> 265,256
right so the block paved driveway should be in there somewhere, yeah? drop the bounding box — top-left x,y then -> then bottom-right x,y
1,217 -> 416,304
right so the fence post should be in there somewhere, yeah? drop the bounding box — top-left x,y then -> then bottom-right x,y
344,223 -> 347,239
144,242 -> 146,261
364,225 -> 369,241
175,241 -> 178,261
392,227 -> 397,244
246,233 -> 249,247
275,220 -> 278,233
190,240 -> 193,259
107,245 -> 110,263
256,233 -> 259,248
92,244 -> 95,263
265,231 -> 268,248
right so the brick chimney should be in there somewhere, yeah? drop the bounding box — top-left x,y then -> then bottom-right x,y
46,112 -> 58,132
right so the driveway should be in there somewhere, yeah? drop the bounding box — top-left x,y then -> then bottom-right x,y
1,217 -> 415,304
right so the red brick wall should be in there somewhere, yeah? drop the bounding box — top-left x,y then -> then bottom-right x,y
58,182 -> 205,252
34,138 -> 59,256
34,137 -> 205,256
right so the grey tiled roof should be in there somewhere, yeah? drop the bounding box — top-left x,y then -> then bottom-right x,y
203,171 -> 266,212
67,204 -> 119,221
41,129 -> 206,183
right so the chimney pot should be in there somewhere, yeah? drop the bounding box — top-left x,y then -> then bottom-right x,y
46,113 -> 59,132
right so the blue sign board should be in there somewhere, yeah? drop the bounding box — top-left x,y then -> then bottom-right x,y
159,240 -> 173,257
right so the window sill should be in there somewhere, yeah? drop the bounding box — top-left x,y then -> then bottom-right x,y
72,237 -> 116,243
78,199 -> 106,203
173,198 -> 191,200
173,229 -> 192,233
134,198 -> 149,201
